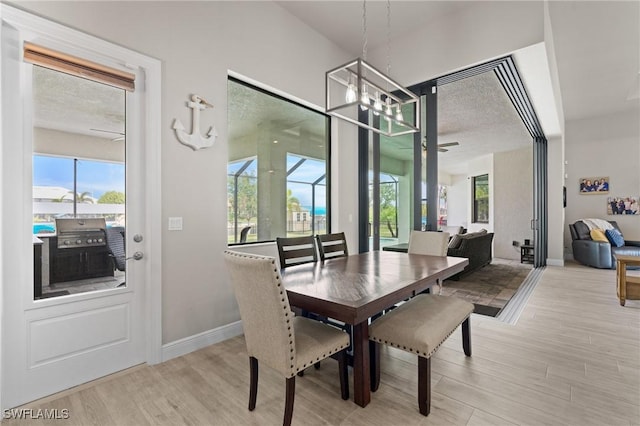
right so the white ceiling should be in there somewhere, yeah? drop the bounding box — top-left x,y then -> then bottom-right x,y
275,1 -> 469,58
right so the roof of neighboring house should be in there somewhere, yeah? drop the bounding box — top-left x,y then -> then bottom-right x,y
33,186 -> 72,201
33,186 -> 97,203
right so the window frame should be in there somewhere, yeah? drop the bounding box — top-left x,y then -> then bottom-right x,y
472,174 -> 489,224
227,76 -> 331,245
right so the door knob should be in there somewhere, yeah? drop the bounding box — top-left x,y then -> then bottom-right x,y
126,251 -> 144,261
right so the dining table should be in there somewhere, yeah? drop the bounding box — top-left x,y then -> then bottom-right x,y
281,250 -> 469,408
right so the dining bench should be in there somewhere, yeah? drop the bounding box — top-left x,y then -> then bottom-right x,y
369,294 -> 474,416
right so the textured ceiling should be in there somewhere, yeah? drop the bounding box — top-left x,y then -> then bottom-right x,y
33,66 -> 125,139
437,71 -> 531,175
377,71 -> 531,175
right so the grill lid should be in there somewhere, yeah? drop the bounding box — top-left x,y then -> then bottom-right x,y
55,218 -> 106,234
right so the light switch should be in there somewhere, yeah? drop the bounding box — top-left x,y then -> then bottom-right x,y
168,217 -> 183,231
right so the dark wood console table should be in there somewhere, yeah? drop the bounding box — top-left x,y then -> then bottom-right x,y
520,244 -> 534,264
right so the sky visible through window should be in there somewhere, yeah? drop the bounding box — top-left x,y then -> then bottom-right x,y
33,155 -> 125,199
287,154 -> 326,214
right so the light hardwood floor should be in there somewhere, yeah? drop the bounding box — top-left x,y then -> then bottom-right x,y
7,263 -> 640,425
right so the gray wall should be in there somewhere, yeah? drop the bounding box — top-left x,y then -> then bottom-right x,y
564,109 -> 640,254
494,147 -> 534,260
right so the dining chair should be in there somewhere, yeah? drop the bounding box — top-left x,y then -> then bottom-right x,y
315,232 -> 348,261
315,232 -> 353,349
408,230 -> 450,294
276,236 -> 317,269
407,230 -> 450,256
369,294 -> 473,416
224,250 -> 349,426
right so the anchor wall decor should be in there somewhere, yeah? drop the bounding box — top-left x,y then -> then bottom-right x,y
173,94 -> 218,150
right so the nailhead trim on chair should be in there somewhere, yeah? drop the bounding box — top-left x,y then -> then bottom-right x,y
225,251 -> 349,377
370,316 -> 470,359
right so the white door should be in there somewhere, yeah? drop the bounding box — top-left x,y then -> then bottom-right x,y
1,6 -> 162,409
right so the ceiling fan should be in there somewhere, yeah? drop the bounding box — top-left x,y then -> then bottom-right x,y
400,140 -> 460,152
432,141 -> 459,153
90,128 -> 125,142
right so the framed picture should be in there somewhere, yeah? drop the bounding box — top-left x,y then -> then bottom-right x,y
607,196 -> 639,215
579,177 -> 609,194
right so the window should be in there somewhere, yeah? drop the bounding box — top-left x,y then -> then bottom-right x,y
33,155 -> 126,233
473,174 -> 489,223
227,78 -> 330,244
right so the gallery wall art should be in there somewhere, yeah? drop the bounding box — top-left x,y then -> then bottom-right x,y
579,177 -> 609,194
607,196 -> 639,215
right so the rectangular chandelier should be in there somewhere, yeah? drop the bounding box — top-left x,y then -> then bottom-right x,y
326,58 -> 420,137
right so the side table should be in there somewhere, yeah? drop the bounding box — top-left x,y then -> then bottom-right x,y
616,255 -> 640,306
520,244 -> 534,264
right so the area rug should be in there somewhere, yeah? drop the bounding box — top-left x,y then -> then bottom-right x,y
441,259 -> 533,317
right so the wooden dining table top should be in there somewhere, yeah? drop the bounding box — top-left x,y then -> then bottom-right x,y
281,250 -> 469,323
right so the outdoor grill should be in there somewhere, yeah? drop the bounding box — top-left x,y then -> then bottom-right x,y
55,218 -> 107,249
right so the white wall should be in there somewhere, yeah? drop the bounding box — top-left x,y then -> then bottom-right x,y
369,1 -> 544,87
494,147 -> 533,260
547,135 -> 565,265
565,110 -> 640,250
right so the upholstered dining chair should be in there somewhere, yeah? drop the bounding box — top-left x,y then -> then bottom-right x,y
368,294 -> 473,416
276,236 -> 317,269
407,230 -> 450,256
408,230 -> 450,295
315,232 -> 348,261
224,250 -> 349,426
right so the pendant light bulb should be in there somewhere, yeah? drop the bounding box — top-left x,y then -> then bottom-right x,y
360,83 -> 369,111
373,92 -> 383,115
345,75 -> 357,103
385,97 -> 393,116
395,104 -> 404,122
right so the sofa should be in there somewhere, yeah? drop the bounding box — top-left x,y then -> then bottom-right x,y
569,220 -> 640,269
446,230 -> 494,279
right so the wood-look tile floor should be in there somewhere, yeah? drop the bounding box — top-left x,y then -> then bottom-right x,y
8,263 -> 640,425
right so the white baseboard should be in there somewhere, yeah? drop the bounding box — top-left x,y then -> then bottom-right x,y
161,320 -> 243,362
546,258 -> 565,267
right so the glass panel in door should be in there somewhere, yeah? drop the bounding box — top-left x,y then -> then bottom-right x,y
32,65 -> 126,299
368,105 -> 416,251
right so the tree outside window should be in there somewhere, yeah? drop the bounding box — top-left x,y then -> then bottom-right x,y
473,174 -> 489,223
